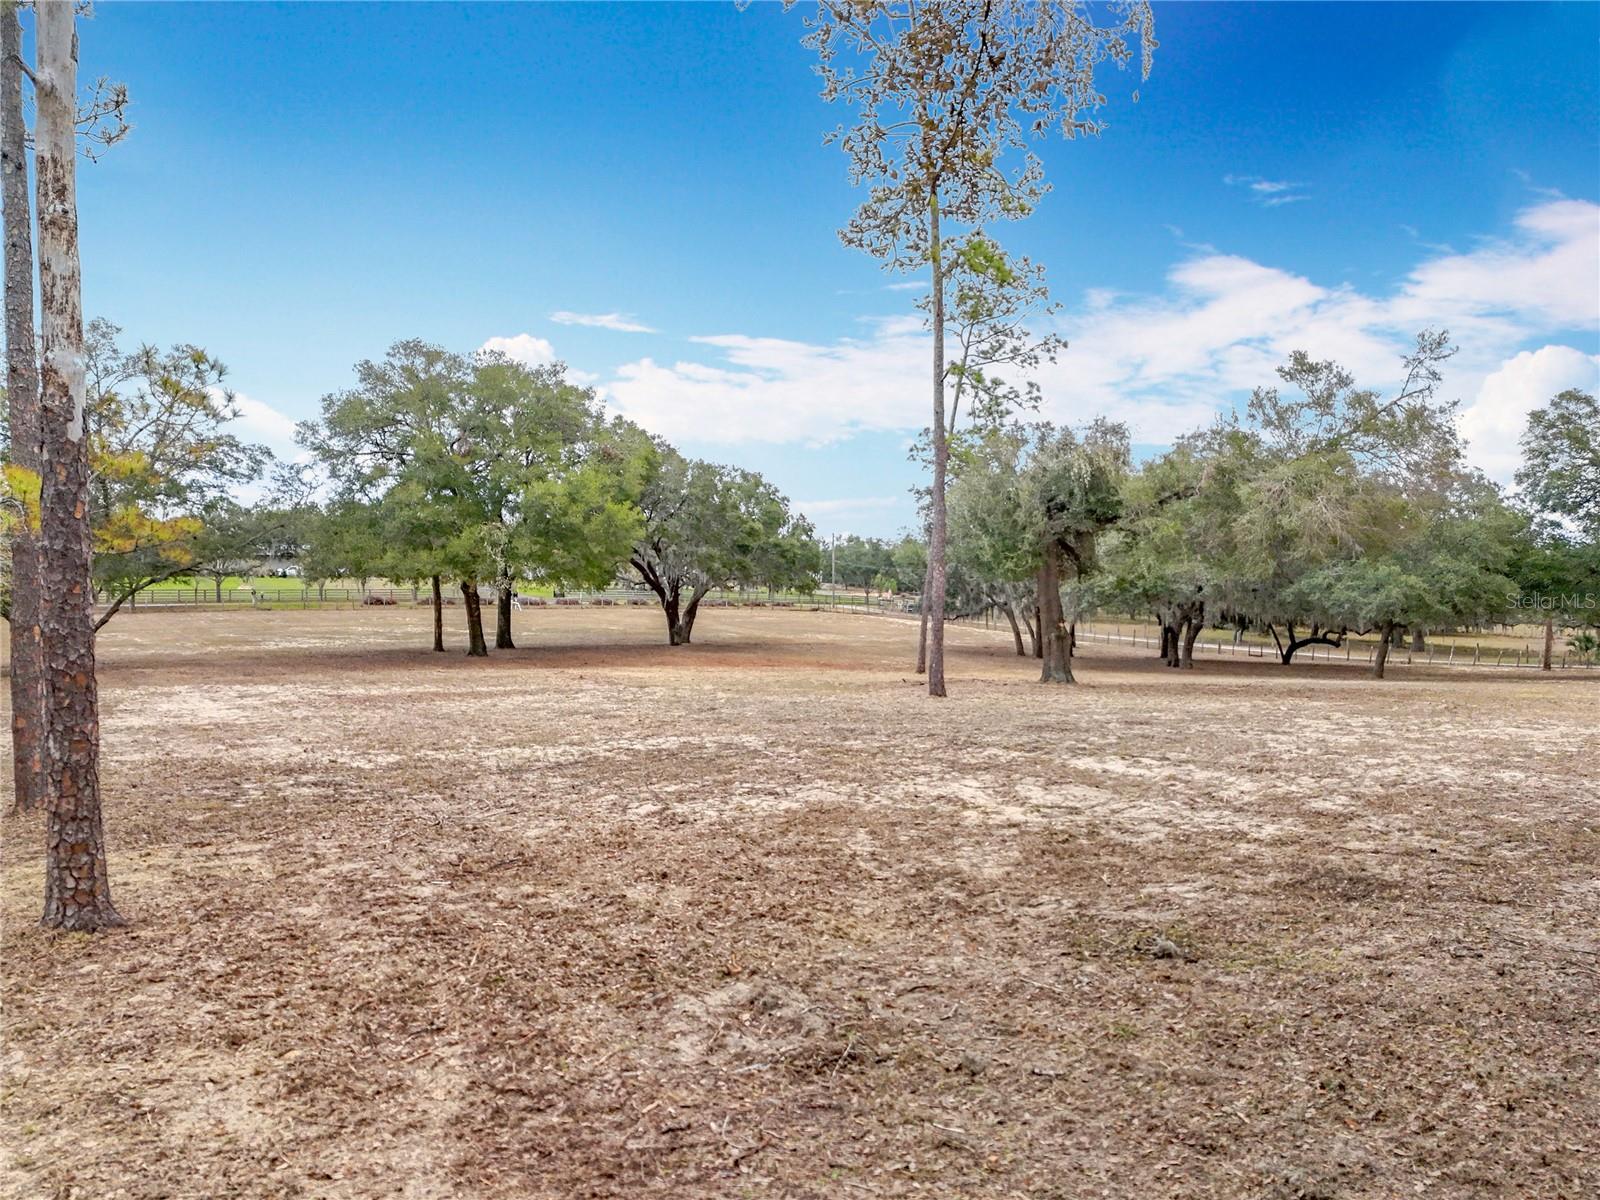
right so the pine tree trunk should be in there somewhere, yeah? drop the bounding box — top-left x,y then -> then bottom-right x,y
460,580 -> 488,656
35,2 -> 121,930
925,189 -> 948,698
1541,617 -> 1554,671
431,574 -> 444,652
2,3 -> 44,813
914,561 -> 930,672
495,577 -> 515,650
1372,622 -> 1394,679
1038,549 -> 1072,684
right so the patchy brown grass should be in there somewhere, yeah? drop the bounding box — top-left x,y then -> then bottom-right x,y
2,606 -> 1596,1199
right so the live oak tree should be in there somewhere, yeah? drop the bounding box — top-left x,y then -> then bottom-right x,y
630,439 -> 820,645
946,418 -> 1128,681
1513,390 -> 1600,667
1017,419 -> 1128,682
303,342 -> 642,655
299,341 -> 490,650
1287,481 -> 1517,679
1232,332 -> 1461,663
793,0 -> 1155,697
946,424 -> 1038,656
458,353 -> 643,650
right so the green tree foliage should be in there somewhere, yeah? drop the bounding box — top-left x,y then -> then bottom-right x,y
1287,481 -> 1518,678
83,319 -> 270,622
947,419 -> 1129,681
629,439 -> 820,645
301,340 -> 643,654
1515,389 -> 1598,539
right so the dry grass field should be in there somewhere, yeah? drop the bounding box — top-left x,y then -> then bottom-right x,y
2,606 -> 1596,1199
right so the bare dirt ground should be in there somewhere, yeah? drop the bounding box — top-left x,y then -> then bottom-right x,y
2,606 -> 1596,1199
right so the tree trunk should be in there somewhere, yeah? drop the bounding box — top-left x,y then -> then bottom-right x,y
1389,625 -> 1404,649
1180,611 -> 1202,669
915,561 -> 929,673
679,585 -> 709,645
1159,622 -> 1176,665
925,188 -> 948,698
1541,617 -> 1554,671
35,2 -> 121,931
460,580 -> 487,656
1020,605 -> 1040,657
3,2 -> 43,813
214,576 -> 223,604
1371,622 -> 1394,679
1410,627 -> 1426,653
1037,548 -> 1072,684
662,586 -> 686,645
1067,621 -> 1076,658
1001,602 -> 1025,656
495,578 -> 515,650
431,574 -> 444,652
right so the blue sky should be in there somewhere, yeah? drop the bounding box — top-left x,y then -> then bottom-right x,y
64,1 -> 1600,537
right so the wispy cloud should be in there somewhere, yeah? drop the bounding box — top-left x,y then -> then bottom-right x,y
1224,173 -> 1310,207
884,279 -> 930,292
598,199 -> 1599,485
550,310 -> 657,334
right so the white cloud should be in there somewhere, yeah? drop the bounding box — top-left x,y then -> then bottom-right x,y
550,310 -> 657,334
598,199 -> 1599,483
884,279 -> 930,292
224,390 -> 301,461
1224,174 -> 1310,207
1458,346 -> 1600,478
479,333 -> 557,368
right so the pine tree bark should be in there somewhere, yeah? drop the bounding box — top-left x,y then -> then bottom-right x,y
2,1 -> 44,813
460,580 -> 487,656
35,1 -> 121,930
1037,547 -> 1072,684
430,574 -> 443,652
925,189 -> 948,698
915,561 -> 929,674
1541,617 -> 1554,671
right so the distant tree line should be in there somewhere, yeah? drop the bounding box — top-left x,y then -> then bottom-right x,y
938,335 -> 1600,681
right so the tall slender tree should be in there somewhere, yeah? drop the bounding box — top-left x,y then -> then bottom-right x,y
33,0 -> 120,929
2,0 -> 42,811
794,0 -> 1154,696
